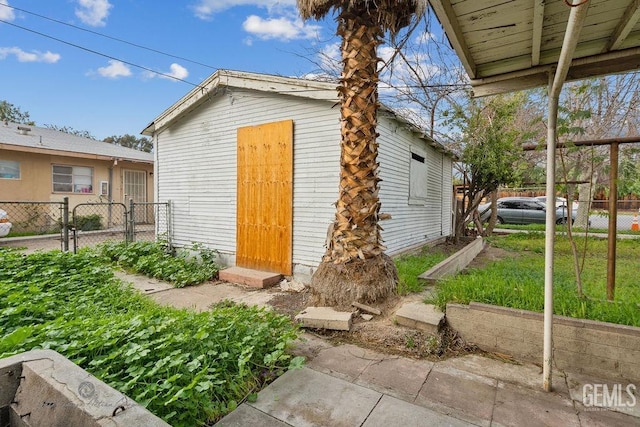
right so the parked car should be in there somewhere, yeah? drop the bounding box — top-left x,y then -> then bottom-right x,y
479,197 -> 576,225
0,209 -> 12,237
534,195 -> 579,210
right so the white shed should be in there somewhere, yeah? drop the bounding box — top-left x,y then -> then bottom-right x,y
142,69 -> 454,281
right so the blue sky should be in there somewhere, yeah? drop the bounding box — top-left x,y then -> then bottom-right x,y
0,1 -> 348,140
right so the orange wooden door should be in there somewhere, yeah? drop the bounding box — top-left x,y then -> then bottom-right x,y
236,120 -> 293,274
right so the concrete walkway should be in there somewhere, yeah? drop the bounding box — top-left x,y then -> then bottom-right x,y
111,273 -> 639,427
217,335 -> 638,426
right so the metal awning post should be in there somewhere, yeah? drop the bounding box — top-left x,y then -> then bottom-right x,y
542,0 -> 590,392
543,74 -> 558,392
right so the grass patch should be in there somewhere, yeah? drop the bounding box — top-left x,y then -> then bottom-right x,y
97,241 -> 219,287
433,233 -> 640,327
395,247 -> 450,295
0,247 -> 301,426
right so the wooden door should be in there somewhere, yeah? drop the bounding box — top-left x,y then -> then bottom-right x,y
236,120 -> 293,274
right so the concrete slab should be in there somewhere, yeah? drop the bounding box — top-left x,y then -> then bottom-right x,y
362,395 -> 474,427
394,302 -> 444,334
415,365 -> 496,427
492,382 -> 580,427
249,367 -> 381,427
148,282 -> 274,311
437,354 -> 569,395
575,402 -> 640,427
219,267 -> 282,288
215,403 -> 291,427
114,270 -> 174,294
565,371 -> 640,418
356,356 -> 433,402
307,344 -> 382,382
289,333 -> 335,362
295,307 -> 352,331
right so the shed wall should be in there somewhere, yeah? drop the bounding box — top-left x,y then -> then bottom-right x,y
155,89 -> 453,280
155,89 -> 340,276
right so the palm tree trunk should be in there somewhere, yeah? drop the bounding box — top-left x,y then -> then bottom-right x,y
310,4 -> 398,308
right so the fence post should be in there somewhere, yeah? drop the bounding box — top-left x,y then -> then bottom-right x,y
62,197 -> 69,252
128,198 -> 135,243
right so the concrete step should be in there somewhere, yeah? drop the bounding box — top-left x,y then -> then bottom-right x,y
394,302 -> 444,335
218,267 -> 282,289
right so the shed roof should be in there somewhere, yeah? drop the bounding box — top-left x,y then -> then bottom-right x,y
141,69 -> 454,158
0,122 -> 153,163
429,0 -> 640,96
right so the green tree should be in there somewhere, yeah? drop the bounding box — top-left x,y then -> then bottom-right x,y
0,100 -> 34,125
446,92 -> 530,239
44,124 -> 97,140
103,134 -> 153,153
297,0 -> 427,307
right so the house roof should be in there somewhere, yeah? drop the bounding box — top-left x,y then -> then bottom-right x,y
141,69 -> 455,158
429,0 -> 640,96
0,122 -> 153,163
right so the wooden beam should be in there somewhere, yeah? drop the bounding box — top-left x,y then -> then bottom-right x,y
522,136 -> 640,151
606,0 -> 640,51
428,0 -> 477,78
532,0 -> 546,66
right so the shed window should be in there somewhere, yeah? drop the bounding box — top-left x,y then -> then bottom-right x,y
53,165 -> 93,193
409,149 -> 428,204
0,160 -> 20,179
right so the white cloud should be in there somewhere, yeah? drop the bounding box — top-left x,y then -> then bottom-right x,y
191,0 -> 295,20
144,63 -> 189,81
0,47 -> 60,63
97,60 -> 131,78
318,42 -> 341,75
0,1 -> 15,21
75,0 -> 112,27
243,15 -> 320,41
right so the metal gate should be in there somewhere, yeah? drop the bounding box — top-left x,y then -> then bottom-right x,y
72,202 -> 128,251
72,201 -> 171,251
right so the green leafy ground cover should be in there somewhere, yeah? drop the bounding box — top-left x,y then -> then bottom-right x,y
98,241 -> 219,287
432,233 -> 640,327
0,247 -> 301,426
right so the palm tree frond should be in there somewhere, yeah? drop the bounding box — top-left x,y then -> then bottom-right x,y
297,0 -> 428,34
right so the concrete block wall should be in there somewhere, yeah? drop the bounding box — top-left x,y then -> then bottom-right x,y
0,349 -> 169,427
446,302 -> 640,382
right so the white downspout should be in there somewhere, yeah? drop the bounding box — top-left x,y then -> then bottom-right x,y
543,0 -> 590,392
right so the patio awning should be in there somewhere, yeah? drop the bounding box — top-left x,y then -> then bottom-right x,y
429,0 -> 640,96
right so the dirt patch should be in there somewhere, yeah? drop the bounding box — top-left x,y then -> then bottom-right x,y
266,239 -> 505,361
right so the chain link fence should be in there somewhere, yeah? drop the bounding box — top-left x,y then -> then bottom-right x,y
0,198 -> 171,251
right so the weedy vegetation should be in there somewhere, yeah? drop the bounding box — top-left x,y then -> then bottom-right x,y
431,233 -> 640,327
98,240 -> 219,287
0,247 -> 302,426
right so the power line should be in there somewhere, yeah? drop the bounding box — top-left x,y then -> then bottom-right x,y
0,2 -> 216,69
0,18 -> 206,88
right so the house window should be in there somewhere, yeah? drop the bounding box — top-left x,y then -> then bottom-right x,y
409,150 -> 428,205
0,160 -> 20,179
52,165 -> 94,193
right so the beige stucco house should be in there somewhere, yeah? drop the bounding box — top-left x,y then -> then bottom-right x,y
0,122 -> 154,208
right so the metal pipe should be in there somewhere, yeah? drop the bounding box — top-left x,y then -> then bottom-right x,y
607,142 -> 619,300
543,0 -> 591,393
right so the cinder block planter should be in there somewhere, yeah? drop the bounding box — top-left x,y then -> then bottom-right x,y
446,302 -> 640,382
0,350 -> 169,427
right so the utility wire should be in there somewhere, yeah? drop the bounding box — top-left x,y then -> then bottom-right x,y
0,2 -> 216,69
0,6 -> 469,92
0,18 -> 206,88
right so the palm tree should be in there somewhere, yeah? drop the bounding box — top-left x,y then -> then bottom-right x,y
297,0 -> 427,308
